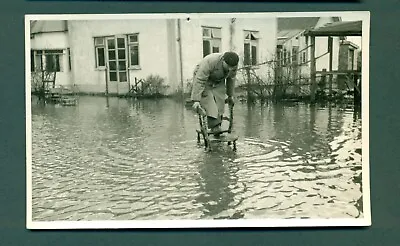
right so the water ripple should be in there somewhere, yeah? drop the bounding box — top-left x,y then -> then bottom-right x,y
31,97 -> 363,221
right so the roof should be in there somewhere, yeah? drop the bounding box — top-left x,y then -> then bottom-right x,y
277,17 -> 320,32
341,40 -> 360,49
30,20 -> 68,34
277,29 -> 304,39
305,20 -> 362,36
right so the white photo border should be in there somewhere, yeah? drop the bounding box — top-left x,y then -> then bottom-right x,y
25,11 -> 371,229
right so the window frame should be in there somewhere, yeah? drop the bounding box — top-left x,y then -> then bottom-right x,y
94,34 -> 141,70
243,30 -> 259,66
31,49 -> 64,72
128,33 -> 140,68
202,26 -> 222,57
94,36 -> 106,69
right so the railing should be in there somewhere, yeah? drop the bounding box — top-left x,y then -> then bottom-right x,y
236,43 -> 359,102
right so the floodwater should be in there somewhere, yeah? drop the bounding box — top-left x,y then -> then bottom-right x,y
30,96 -> 363,221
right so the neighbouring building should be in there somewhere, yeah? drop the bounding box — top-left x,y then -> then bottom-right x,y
339,40 -> 359,71
337,40 -> 360,90
30,20 -> 72,88
276,17 -> 342,95
30,17 -> 277,96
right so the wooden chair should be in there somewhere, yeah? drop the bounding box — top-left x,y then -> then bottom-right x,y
196,102 -> 238,151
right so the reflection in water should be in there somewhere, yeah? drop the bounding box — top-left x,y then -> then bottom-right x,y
31,96 -> 363,221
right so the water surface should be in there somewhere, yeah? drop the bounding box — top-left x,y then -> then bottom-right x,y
31,96 -> 363,221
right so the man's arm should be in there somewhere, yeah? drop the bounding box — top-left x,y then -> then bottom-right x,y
226,69 -> 237,99
191,59 -> 211,102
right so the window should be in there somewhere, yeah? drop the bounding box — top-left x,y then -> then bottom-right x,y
282,48 -> 287,66
94,34 -> 138,82
202,27 -> 222,57
349,49 -> 355,70
94,34 -> 140,69
68,48 -> 72,70
244,30 -> 259,66
128,34 -> 139,66
31,50 -> 63,72
94,37 -> 106,67
301,51 -> 307,64
292,47 -> 298,64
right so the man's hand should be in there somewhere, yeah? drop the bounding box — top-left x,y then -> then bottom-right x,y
192,101 -> 206,116
226,96 -> 235,106
192,101 -> 201,110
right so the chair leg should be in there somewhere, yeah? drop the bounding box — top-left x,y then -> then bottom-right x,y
233,141 -> 237,151
197,132 -> 201,143
207,143 -> 212,152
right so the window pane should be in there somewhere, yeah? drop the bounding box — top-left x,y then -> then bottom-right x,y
97,47 -> 105,67
35,55 -> 42,71
107,39 -> 115,49
130,45 -> 139,66
118,61 -> 126,71
109,72 -> 117,81
119,72 -> 127,82
55,54 -> 60,71
108,50 -> 116,60
202,28 -> 210,37
251,45 -> 257,65
292,47 -> 298,63
109,61 -> 117,70
68,48 -> 72,70
203,40 -> 210,57
212,39 -> 221,51
31,50 -> 35,71
45,54 -> 55,71
251,32 -> 260,40
45,49 -> 63,54
118,49 -> 126,60
212,28 -> 221,38
244,43 -> 250,65
117,38 -> 125,49
129,35 -> 138,43
95,37 -> 105,46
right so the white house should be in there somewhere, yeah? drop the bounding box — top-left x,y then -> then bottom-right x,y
30,17 -> 277,96
30,20 -> 72,88
276,17 -> 342,94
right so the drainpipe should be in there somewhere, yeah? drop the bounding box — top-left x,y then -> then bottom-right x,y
177,19 -> 184,98
229,18 -> 236,51
105,65 -> 109,96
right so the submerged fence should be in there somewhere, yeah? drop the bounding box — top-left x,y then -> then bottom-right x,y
235,44 -> 361,103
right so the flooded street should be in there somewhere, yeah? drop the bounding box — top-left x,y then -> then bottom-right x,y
30,96 -> 363,221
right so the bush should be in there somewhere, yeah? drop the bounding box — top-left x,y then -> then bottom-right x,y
142,74 -> 169,96
31,71 -> 44,95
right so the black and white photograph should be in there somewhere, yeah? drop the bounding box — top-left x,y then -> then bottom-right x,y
26,11 -> 370,229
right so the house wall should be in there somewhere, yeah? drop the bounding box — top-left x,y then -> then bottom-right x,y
30,32 -> 71,87
67,19 -> 171,94
312,36 -> 340,72
179,17 -> 277,87
166,19 -> 180,93
179,18 -> 231,84
280,35 -> 340,76
233,18 -> 278,85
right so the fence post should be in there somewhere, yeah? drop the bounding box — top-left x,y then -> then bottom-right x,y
310,36 -> 316,102
328,36 -> 333,97
321,68 -> 327,96
245,66 -> 252,102
105,66 -> 109,96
